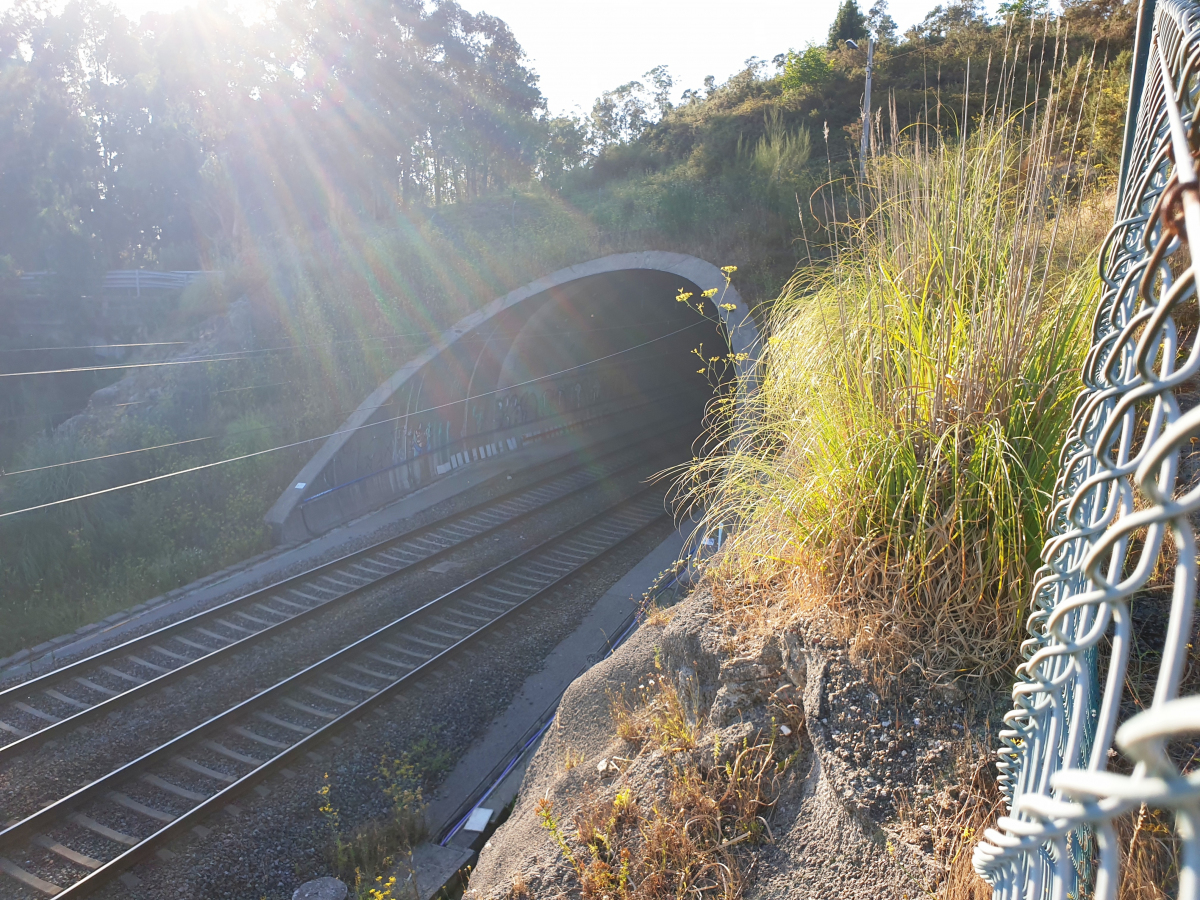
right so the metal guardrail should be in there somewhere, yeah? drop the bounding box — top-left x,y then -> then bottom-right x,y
974,1 -> 1200,896
18,270 -> 221,296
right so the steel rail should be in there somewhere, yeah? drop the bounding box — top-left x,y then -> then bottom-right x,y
0,485 -> 669,898
0,417 -> 691,764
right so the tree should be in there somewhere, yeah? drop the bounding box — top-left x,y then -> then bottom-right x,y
867,0 -> 900,44
997,0 -> 1049,19
782,45 -> 833,92
590,81 -> 650,147
911,1 -> 987,41
538,114 -> 588,184
1062,0 -> 1135,42
645,65 -> 674,118
828,0 -> 868,50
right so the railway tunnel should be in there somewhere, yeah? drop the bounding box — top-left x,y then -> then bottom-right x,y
265,252 -> 757,544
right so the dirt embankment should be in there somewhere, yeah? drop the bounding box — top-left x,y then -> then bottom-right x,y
466,589 -> 1001,899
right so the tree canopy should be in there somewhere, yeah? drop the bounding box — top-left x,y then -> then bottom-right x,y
0,0 -> 1138,285
0,0 -> 547,276
828,0 -> 869,49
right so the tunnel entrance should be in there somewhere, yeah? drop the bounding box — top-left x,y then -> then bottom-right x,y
265,252 -> 756,543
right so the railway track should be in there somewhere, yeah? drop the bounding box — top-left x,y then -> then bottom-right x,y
0,485 -> 670,898
0,420 -> 690,765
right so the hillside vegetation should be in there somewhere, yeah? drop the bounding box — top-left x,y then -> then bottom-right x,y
681,118 -> 1110,681
0,0 -> 1133,668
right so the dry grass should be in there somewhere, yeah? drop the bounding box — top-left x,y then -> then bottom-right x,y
1115,805 -> 1177,900
505,870 -> 531,899
563,747 -> 585,771
608,674 -> 698,752
937,743 -> 1004,900
675,81 -> 1115,680
880,733 -> 1003,899
536,734 -> 785,900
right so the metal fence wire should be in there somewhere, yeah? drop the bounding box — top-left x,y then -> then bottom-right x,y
973,1 -> 1200,897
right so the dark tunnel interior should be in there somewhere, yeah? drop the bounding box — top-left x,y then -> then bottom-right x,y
270,268 -> 732,541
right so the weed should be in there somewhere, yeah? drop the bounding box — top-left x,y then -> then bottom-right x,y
537,733 -> 786,899
505,870 -> 531,899
563,747 -> 585,771
316,740 -> 434,892
608,673 -> 698,752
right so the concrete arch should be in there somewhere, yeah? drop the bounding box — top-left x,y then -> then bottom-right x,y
264,251 -> 758,544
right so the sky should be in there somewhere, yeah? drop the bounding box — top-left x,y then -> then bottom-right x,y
3,0 -> 1032,114
460,0 -> 952,115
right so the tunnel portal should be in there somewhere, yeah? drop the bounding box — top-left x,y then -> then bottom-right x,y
265,252 -> 757,543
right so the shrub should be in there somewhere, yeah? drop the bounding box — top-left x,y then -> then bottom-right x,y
781,46 -> 834,94
678,107 -> 1111,678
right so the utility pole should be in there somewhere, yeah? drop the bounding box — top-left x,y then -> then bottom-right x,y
859,37 -> 875,182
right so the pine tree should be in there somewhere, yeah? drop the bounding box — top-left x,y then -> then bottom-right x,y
827,0 -> 869,50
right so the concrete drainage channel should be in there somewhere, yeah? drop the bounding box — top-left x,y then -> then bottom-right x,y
375,532 -> 694,900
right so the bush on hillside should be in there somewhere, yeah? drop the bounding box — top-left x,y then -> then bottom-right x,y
677,99 -> 1113,678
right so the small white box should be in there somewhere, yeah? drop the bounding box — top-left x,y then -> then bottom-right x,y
463,807 -> 494,833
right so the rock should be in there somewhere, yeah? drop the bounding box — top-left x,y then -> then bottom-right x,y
659,591 -> 723,725
292,876 -> 348,900
780,629 -> 807,688
464,587 -> 976,900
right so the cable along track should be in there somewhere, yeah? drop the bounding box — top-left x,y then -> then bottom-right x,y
0,486 -> 669,898
0,421 -> 688,765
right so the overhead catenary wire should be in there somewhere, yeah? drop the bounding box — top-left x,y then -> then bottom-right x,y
0,341 -> 677,477
0,320 -> 706,520
0,341 -> 191,353
0,317 -> 701,379
0,379 -> 295,427
1,438 -> 216,478
0,315 -> 713,474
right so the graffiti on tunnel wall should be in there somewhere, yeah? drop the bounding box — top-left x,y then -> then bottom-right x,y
387,374 -> 604,467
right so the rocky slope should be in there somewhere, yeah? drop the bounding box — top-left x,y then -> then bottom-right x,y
466,589 -> 1000,899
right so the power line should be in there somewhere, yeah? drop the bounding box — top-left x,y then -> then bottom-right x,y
0,321 -> 705,520
0,380 -> 295,425
0,317 -> 704,476
1,438 -> 215,478
0,341 -> 191,353
0,356 -> 254,379
2,356 -> 639,478
0,318 -> 683,424
1,353 -> 649,474
0,318 -> 695,379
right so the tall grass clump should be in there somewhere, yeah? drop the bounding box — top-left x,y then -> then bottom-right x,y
679,102 -> 1112,678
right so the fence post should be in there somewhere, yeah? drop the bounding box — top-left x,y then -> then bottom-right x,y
1117,0 -> 1157,202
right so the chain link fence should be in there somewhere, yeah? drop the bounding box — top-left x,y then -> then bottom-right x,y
974,1 -> 1200,896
